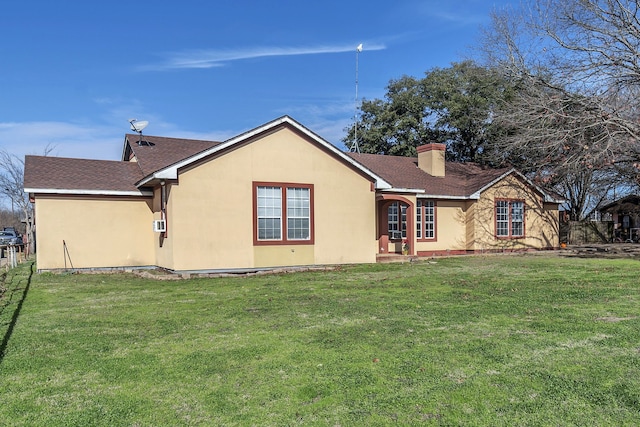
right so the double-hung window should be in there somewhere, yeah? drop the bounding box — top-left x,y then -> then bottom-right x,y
256,186 -> 282,240
286,187 -> 311,240
416,200 -> 436,240
496,199 -> 525,238
254,182 -> 314,245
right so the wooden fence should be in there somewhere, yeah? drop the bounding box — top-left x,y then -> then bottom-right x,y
560,221 -> 613,245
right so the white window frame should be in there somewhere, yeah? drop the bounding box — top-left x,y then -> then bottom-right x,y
511,201 -> 524,237
256,186 -> 282,241
286,187 -> 311,241
496,200 -> 525,238
388,202 -> 407,239
417,200 -> 435,240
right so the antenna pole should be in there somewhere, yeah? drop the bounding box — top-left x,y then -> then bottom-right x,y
350,44 -> 362,153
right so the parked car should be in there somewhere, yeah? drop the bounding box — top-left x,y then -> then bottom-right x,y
0,230 -> 23,246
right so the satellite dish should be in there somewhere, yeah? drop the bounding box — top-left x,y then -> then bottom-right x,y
128,119 -> 150,146
130,120 -> 148,133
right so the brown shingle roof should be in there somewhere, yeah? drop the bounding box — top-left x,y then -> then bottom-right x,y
125,134 -> 221,176
600,195 -> 640,213
347,152 -> 511,197
24,155 -> 145,193
23,121 -> 514,199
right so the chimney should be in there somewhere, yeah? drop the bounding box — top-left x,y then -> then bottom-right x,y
417,143 -> 446,177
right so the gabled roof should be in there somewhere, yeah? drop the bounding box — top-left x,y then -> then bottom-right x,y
123,134 -> 221,176
24,155 -> 149,196
136,116 -> 392,188
347,152 -> 564,202
23,116 -> 390,196
348,152 -> 511,198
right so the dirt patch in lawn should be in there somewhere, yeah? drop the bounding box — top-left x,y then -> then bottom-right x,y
595,316 -> 638,322
562,243 -> 640,260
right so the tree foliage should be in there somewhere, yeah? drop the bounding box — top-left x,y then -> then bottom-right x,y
343,61 -> 513,163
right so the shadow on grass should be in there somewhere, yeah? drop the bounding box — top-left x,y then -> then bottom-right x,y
0,262 -> 34,363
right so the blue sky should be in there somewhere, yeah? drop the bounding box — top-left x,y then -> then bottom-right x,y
0,0 -> 517,162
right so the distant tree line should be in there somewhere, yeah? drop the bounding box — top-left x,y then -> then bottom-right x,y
0,207 -> 24,234
0,149 -> 42,254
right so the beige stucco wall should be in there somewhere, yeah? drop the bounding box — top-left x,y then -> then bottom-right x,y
156,127 -> 377,271
153,186 -> 174,269
472,175 -> 559,250
413,199 -> 469,254
408,175 -> 559,255
34,195 -> 155,270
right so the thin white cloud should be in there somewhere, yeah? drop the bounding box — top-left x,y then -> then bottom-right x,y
0,121 -> 123,161
0,119 -> 237,163
140,43 -> 386,71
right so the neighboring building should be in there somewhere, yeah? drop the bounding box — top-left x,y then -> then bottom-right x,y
600,195 -> 640,242
24,116 -> 563,272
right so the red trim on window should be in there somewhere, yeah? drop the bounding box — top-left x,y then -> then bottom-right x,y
495,198 -> 526,239
416,199 -> 438,242
253,181 -> 315,246
378,196 -> 414,255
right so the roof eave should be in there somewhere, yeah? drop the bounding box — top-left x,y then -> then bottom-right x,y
474,168 -> 518,196
25,188 -> 153,197
473,168 -> 565,204
377,188 -> 480,200
136,116 -> 392,189
544,195 -> 566,204
432,193 -> 479,200
378,187 -> 425,194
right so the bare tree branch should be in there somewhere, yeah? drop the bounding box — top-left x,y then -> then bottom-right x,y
479,0 -> 640,218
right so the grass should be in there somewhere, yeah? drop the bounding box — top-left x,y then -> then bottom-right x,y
0,254 -> 639,426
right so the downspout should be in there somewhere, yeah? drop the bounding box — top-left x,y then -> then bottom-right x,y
161,181 -> 168,238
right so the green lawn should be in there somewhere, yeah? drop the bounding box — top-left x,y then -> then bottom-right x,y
1,255 -> 639,426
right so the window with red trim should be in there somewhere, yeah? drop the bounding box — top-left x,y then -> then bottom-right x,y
253,182 -> 314,245
416,200 -> 436,240
496,199 -> 525,238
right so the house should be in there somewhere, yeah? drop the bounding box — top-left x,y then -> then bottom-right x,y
599,195 -> 640,242
24,116 -> 563,272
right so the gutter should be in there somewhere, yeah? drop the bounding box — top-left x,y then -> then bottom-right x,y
24,188 -> 153,197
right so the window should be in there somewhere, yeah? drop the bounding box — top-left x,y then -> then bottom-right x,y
286,187 -> 310,240
511,201 -> 524,237
496,201 -> 509,237
254,182 -> 314,245
496,200 -> 525,238
388,202 -> 407,239
256,186 -> 282,240
416,200 -> 436,240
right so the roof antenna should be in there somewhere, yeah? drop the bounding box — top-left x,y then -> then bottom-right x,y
129,118 -> 149,146
350,43 -> 363,154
